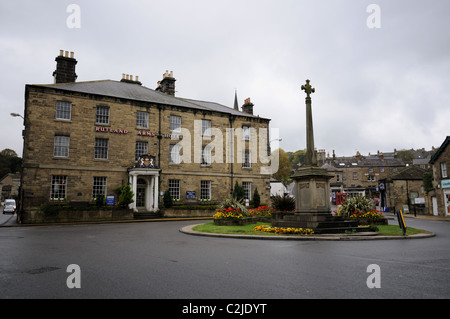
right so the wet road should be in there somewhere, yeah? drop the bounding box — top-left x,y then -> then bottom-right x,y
0,216 -> 449,300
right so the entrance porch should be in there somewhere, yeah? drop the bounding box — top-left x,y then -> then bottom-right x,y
128,168 -> 160,212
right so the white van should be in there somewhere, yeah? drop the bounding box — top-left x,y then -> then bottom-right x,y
3,199 -> 16,214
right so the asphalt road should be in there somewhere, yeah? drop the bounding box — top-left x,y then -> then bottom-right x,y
0,216 -> 449,301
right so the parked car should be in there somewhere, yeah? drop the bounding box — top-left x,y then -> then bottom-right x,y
3,199 -> 16,214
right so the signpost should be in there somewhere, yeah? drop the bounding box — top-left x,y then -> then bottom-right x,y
186,191 -> 196,200
106,195 -> 115,206
397,209 -> 407,236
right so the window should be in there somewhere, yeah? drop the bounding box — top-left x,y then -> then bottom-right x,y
137,111 -> 149,128
169,179 -> 180,200
242,125 -> 250,141
368,168 -> 373,173
367,175 -> 376,182
135,141 -> 148,160
170,115 -> 181,132
200,181 -> 211,200
242,182 -> 252,200
201,119 -> 211,137
441,162 -> 448,178
54,136 -> 70,157
51,175 -> 67,199
96,106 -> 110,124
243,150 -> 251,168
170,144 -> 181,164
201,145 -> 212,166
56,101 -> 71,120
92,177 -> 107,199
94,138 -> 108,159
380,167 -> 385,173
352,172 -> 358,180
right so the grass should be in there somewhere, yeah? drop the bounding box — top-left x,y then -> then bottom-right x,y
193,222 -> 427,237
376,225 -> 424,236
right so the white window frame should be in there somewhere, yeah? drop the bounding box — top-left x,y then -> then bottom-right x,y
51,175 -> 67,200
242,125 -> 250,141
242,182 -> 252,200
201,145 -> 212,166
201,119 -> 211,137
170,144 -> 181,164
170,115 -> 182,132
96,106 -> 110,124
54,135 -> 70,157
135,141 -> 148,160
169,179 -> 180,200
94,138 -> 109,159
441,162 -> 448,178
56,101 -> 72,120
200,180 -> 211,200
92,177 -> 107,199
136,111 -> 149,128
242,150 -> 251,168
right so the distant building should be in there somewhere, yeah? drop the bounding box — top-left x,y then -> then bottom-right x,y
0,173 -> 20,202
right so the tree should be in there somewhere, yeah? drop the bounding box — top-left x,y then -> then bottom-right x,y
163,190 -> 173,208
232,181 -> 245,201
0,148 -> 22,178
117,184 -> 134,207
253,187 -> 261,207
272,148 -> 291,186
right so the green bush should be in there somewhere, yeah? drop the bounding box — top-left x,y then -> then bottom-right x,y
218,196 -> 247,214
232,181 -> 245,201
253,188 -> 261,207
163,190 -> 173,208
340,196 -> 373,217
118,183 -> 134,207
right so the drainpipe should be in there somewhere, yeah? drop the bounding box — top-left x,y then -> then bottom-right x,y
229,115 -> 234,196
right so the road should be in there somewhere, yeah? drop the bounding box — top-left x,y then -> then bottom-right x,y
0,215 -> 449,302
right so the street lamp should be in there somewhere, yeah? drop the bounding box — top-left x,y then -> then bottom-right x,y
10,113 -> 24,119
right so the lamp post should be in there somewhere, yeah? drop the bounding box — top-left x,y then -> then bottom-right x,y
10,113 -> 24,119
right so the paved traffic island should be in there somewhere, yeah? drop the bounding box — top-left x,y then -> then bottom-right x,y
179,223 -> 435,241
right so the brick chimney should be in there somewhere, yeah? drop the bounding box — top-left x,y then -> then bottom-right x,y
156,70 -> 176,96
53,50 -> 77,83
242,97 -> 254,115
120,73 -> 142,85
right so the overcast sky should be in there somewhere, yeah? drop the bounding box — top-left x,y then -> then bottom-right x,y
1,0 -> 449,158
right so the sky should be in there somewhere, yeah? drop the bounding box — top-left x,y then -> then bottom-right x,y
1,0 -> 449,158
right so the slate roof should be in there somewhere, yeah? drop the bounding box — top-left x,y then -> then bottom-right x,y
429,136 -> 450,164
388,166 -> 428,180
333,156 -> 405,168
31,80 -> 268,120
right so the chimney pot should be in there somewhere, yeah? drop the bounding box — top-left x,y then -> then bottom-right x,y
53,50 -> 78,83
70,51 -> 74,58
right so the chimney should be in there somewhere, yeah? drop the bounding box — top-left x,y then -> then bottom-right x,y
379,152 -> 384,160
356,151 -> 361,161
53,50 -> 77,83
156,70 -> 176,96
242,97 -> 254,115
120,73 -> 142,85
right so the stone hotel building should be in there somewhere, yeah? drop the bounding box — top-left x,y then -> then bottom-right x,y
20,51 -> 272,222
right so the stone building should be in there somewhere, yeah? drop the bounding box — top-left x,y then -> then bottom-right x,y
20,50 -> 272,223
428,136 -> 450,216
330,150 -> 406,206
385,166 -> 428,214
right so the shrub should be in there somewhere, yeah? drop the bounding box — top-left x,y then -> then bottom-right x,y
232,181 -> 245,201
271,194 -> 295,212
218,196 -> 247,214
339,196 -> 374,218
163,190 -> 173,208
253,188 -> 261,207
118,183 -> 134,207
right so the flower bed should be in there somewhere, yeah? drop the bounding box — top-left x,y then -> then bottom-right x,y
213,205 -> 274,225
334,208 -> 388,225
254,225 -> 314,235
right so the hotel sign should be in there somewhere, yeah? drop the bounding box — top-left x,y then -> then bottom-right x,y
442,179 -> 450,189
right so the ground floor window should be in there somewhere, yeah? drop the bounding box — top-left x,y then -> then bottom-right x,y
51,175 -> 67,200
169,179 -> 180,200
200,180 -> 211,200
92,177 -> 107,199
242,181 -> 252,200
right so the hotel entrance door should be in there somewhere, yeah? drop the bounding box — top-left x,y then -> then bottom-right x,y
136,178 -> 146,208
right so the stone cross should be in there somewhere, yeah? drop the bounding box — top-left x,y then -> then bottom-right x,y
301,79 -> 317,166
301,79 -> 315,99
